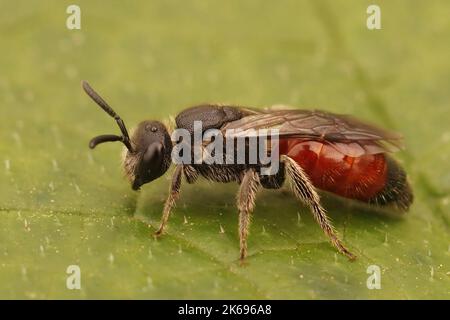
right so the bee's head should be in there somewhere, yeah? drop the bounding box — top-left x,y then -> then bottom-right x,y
125,120 -> 172,190
83,81 -> 172,191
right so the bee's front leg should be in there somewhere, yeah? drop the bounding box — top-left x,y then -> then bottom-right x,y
155,165 -> 184,236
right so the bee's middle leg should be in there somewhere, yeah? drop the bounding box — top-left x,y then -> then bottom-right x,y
236,168 -> 261,261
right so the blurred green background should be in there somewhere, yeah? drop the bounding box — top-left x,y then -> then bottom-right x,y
0,0 -> 449,299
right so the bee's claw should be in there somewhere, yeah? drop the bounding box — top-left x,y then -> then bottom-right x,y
154,230 -> 163,237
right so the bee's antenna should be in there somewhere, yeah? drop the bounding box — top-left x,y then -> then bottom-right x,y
82,81 -> 134,152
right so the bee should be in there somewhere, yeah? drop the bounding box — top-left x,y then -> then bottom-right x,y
83,81 -> 413,261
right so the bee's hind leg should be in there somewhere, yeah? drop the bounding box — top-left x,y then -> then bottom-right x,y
236,168 -> 261,261
155,165 -> 184,236
281,155 -> 356,260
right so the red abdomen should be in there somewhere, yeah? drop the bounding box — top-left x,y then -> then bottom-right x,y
280,139 -> 388,201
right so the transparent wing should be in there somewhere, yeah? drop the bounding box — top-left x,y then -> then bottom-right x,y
221,109 -> 404,157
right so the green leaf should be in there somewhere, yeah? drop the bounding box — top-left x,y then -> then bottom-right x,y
0,0 -> 449,299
